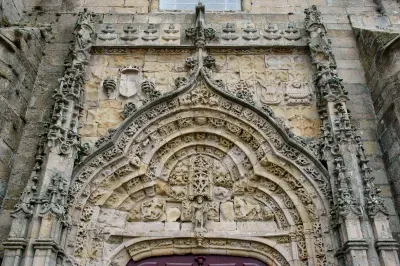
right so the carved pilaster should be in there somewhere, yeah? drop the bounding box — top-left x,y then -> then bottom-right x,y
2,9 -> 95,266
305,5 -> 399,265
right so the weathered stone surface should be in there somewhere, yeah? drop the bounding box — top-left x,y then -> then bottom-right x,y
166,207 -> 181,222
220,202 -> 234,221
237,221 -> 278,232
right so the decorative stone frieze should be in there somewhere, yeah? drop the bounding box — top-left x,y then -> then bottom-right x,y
93,22 -> 309,48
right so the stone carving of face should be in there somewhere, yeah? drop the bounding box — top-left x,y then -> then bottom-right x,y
197,196 -> 203,204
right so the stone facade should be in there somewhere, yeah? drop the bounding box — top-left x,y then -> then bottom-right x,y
0,0 -> 400,266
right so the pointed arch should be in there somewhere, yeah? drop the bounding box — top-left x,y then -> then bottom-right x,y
67,55 -> 332,266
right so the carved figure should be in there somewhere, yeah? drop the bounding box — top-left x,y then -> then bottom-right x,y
170,186 -> 187,200
234,197 -> 268,221
185,56 -> 199,76
214,168 -> 233,188
214,186 -> 230,201
192,196 -> 209,232
141,199 -> 165,221
207,201 -> 220,221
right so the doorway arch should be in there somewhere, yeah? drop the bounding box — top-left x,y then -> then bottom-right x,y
127,255 -> 268,266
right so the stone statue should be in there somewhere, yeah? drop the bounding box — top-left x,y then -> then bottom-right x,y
192,196 -> 209,232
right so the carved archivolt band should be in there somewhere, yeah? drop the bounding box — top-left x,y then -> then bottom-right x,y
108,237 -> 293,266
70,105 -> 330,209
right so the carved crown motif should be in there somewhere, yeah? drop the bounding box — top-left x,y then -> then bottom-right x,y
119,65 -> 142,73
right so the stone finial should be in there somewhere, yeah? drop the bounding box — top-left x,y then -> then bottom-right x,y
185,3 -> 216,49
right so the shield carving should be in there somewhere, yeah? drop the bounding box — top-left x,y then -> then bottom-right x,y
258,80 -> 282,105
119,66 -> 143,98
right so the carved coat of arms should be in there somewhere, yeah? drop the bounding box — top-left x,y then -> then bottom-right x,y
119,66 -> 143,98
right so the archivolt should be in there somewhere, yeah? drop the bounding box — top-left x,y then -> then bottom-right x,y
108,237 -> 293,266
70,106 -> 330,211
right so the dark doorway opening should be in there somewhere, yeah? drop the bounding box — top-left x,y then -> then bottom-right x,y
127,255 -> 268,266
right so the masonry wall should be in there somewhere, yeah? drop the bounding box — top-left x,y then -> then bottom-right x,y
0,0 -> 26,25
1,0 -> 400,259
353,20 -> 400,242
0,24 -> 45,249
